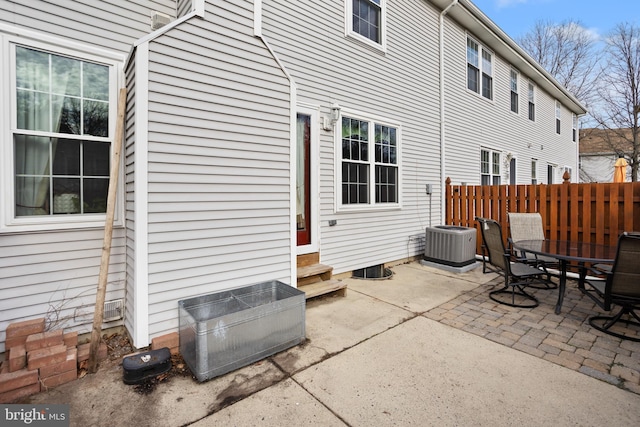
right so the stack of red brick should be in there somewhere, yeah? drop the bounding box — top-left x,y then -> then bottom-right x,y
0,318 -> 107,403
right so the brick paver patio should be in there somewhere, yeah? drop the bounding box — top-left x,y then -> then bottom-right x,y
424,275 -> 640,395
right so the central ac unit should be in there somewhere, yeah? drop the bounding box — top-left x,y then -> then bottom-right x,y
424,226 -> 476,267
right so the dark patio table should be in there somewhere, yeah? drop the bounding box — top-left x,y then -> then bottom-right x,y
512,239 -> 616,314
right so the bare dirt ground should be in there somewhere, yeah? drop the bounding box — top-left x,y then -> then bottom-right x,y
78,332 -> 193,394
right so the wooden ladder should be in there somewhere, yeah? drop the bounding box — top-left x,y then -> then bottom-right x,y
296,253 -> 347,299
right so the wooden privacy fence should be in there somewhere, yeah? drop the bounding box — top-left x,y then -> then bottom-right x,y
444,177 -> 640,255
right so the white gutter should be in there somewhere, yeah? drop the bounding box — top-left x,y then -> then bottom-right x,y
439,0 -> 458,224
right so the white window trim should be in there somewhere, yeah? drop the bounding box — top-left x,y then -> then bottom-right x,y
510,69 -> 519,114
466,35 -> 494,101
480,147 -> 501,185
528,81 -> 536,122
1,30 -> 123,233
345,0 -> 387,52
572,113 -> 578,142
296,103 -> 320,256
335,108 -> 401,212
555,100 -> 561,135
531,159 -> 538,184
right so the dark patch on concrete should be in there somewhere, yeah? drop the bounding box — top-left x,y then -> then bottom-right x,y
208,368 -> 282,414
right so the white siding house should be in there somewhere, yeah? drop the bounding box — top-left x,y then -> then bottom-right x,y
0,0 -> 586,353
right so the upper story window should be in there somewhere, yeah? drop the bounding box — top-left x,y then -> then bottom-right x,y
572,114 -> 578,142
528,82 -> 535,121
4,41 -> 116,231
339,114 -> 399,209
347,0 -> 386,50
480,148 -> 500,185
467,36 -> 493,100
555,101 -> 561,134
510,69 -> 519,113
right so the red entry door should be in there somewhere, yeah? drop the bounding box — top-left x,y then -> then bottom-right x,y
296,113 -> 311,246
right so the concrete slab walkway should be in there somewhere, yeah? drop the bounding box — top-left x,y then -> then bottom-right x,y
27,262 -> 640,426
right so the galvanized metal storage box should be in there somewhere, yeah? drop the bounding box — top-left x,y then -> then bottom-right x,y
178,280 -> 305,382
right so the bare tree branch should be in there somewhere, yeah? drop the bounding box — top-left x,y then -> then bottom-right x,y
592,23 -> 640,181
518,19 -> 601,109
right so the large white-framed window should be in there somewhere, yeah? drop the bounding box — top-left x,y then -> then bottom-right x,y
467,36 -> 493,100
572,113 -> 578,142
510,69 -> 519,114
346,0 -> 387,51
528,81 -> 535,121
555,101 -> 561,134
2,36 -> 119,232
338,112 -> 400,210
480,148 -> 500,185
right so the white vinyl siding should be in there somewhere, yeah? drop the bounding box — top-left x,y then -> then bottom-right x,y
262,1 -> 438,274
0,1 -> 176,54
443,18 -> 579,188
0,0 -> 173,353
135,0 -> 292,340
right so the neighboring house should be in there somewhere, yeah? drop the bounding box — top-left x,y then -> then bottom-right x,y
0,0 -> 586,352
579,128 -> 633,182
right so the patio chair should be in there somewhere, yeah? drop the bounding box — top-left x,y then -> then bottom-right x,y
476,217 -> 546,308
580,232 -> 640,342
507,212 -> 558,289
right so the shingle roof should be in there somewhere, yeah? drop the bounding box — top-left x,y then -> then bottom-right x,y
579,128 -> 634,155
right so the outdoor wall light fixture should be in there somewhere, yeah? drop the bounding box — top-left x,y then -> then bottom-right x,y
322,102 -> 342,131
330,102 -> 341,125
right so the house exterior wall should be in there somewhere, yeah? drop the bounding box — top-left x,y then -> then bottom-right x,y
0,0 -> 587,353
261,0 -> 441,274
580,154 -> 627,183
261,0 -> 583,275
441,18 -> 579,187
129,0 -> 292,342
0,0 -> 176,353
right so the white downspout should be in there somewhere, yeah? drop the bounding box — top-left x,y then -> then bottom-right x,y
254,0 -> 298,286
439,0 -> 458,224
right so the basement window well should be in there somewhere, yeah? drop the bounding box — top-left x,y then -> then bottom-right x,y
352,264 -> 393,280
